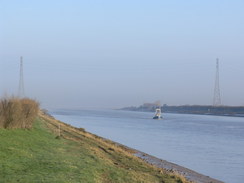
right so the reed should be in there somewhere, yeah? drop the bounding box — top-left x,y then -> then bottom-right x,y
0,97 -> 39,129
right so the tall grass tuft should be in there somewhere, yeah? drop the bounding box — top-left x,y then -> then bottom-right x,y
0,97 -> 39,129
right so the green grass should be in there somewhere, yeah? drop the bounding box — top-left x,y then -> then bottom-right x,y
0,117 -> 185,183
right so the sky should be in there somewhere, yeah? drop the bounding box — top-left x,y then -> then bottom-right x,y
1,0 -> 244,109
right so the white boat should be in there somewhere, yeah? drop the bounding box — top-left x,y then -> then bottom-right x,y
153,108 -> 162,119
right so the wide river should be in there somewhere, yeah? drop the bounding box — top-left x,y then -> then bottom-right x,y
51,109 -> 244,183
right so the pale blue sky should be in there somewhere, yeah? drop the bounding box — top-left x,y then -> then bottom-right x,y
1,0 -> 244,108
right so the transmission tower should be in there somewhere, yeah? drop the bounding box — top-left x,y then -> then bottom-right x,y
213,58 -> 221,106
18,56 -> 25,98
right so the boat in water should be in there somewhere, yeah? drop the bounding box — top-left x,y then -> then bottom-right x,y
153,108 -> 162,119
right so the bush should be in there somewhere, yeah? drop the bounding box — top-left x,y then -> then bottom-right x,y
0,97 -> 39,129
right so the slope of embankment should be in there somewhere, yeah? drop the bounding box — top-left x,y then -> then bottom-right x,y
0,111 -> 187,183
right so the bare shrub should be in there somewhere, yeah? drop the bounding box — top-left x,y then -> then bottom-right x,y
0,97 -> 39,129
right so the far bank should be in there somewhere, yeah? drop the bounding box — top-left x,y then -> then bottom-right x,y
122,104 -> 244,117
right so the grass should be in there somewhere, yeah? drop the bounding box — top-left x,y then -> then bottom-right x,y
0,113 -> 187,183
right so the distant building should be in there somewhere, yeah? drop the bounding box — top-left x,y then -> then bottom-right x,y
141,101 -> 161,111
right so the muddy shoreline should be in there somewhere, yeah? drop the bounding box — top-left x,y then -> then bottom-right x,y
112,141 -> 224,183
134,151 -> 223,183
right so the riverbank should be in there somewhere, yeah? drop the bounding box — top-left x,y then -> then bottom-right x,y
45,111 -> 224,183
135,152 -> 223,183
100,139 -> 223,183
0,110 -> 187,183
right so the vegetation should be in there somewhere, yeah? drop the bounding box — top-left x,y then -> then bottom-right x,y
0,97 -> 39,129
0,110 -> 187,183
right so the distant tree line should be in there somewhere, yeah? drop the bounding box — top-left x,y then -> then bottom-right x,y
161,105 -> 244,116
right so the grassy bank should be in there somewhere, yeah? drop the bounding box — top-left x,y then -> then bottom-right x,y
0,111 -> 187,183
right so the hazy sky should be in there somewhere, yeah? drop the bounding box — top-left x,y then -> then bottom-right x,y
1,0 -> 244,109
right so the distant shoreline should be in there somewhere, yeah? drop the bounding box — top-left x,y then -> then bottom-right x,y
121,105 -> 244,118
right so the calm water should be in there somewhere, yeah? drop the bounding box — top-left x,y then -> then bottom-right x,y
51,109 -> 244,183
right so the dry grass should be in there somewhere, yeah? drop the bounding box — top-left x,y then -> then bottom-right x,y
0,97 -> 39,129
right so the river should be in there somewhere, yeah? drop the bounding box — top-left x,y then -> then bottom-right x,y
50,109 -> 244,183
